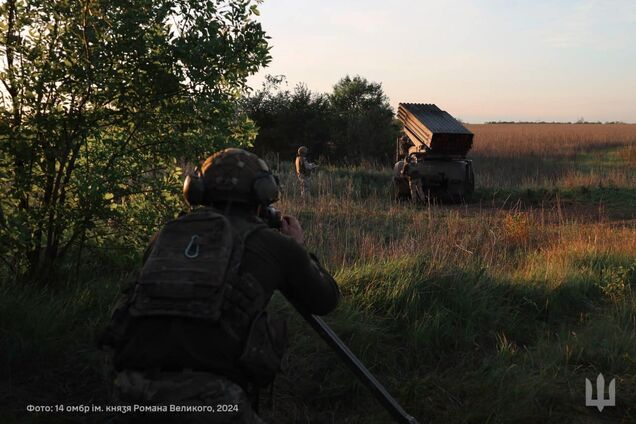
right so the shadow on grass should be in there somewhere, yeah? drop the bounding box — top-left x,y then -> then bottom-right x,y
2,253 -> 635,423
270,255 -> 636,423
474,186 -> 636,216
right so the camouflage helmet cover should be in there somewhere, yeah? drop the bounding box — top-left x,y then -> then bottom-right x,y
195,148 -> 279,205
297,146 -> 308,156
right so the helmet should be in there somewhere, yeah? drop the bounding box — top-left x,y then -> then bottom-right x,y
183,148 -> 280,207
297,146 -> 308,156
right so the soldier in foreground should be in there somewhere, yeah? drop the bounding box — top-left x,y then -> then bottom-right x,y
294,145 -> 318,198
99,148 -> 340,423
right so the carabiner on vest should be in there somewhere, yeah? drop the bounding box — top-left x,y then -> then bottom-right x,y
184,235 -> 200,258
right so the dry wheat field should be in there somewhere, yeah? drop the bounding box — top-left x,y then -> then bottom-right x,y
469,124 -> 636,190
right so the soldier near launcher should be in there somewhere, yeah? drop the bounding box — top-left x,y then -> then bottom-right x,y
401,154 -> 426,203
393,103 -> 475,203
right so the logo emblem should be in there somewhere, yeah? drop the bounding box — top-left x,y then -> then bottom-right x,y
585,374 -> 615,412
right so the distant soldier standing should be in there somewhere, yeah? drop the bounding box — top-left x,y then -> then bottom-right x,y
397,135 -> 413,160
402,154 -> 426,203
295,146 -> 317,198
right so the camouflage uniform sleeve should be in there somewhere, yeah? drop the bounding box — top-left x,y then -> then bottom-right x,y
278,241 -> 340,316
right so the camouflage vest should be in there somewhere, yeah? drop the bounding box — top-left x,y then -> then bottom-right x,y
105,207 -> 286,387
129,207 -> 265,320
295,155 -> 307,176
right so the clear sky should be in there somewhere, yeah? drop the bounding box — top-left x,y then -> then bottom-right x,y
247,0 -> 636,123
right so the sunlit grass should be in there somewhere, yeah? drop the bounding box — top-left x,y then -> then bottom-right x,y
2,124 -> 636,423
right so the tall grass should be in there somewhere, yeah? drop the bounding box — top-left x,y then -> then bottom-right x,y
263,124 -> 636,422
2,124 -> 636,423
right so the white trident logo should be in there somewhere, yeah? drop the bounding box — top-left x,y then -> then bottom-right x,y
585,374 -> 615,412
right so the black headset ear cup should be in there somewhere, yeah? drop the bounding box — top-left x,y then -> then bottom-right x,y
253,173 -> 280,205
183,169 -> 206,206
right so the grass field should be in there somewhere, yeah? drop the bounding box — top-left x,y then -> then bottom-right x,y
2,124 -> 636,423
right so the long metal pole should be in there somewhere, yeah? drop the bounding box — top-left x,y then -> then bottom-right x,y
296,309 -> 420,424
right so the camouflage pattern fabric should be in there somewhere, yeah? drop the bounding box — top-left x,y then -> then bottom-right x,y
112,370 -> 266,423
297,174 -> 311,198
295,156 -> 316,198
401,159 -> 425,203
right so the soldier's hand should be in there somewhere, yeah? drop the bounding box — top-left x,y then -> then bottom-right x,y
281,215 -> 304,245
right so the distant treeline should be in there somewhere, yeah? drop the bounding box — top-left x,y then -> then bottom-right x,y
241,75 -> 400,162
484,120 -> 627,124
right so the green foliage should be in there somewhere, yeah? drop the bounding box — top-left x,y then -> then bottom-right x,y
329,75 -> 398,161
0,0 -> 270,282
598,261 -> 636,303
242,75 -> 332,158
242,74 -> 400,163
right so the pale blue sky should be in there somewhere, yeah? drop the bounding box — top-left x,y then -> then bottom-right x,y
247,0 -> 636,123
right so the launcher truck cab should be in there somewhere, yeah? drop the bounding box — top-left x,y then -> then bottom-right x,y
393,103 -> 475,202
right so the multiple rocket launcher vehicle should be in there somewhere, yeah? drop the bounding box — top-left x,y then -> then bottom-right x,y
304,104 -> 475,423
393,103 -> 475,201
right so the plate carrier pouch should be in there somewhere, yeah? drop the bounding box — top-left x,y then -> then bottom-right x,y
238,309 -> 288,387
124,207 -> 287,386
129,207 -> 266,320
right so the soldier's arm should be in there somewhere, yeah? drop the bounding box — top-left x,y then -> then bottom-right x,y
283,246 -> 340,315
278,217 -> 340,315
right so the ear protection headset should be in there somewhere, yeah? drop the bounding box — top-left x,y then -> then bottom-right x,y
183,154 -> 280,207
183,167 -> 206,206
252,170 -> 280,205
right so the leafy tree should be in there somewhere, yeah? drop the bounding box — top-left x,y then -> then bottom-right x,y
242,75 -> 331,159
329,75 -> 398,161
243,74 -> 398,162
0,0 -> 270,282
